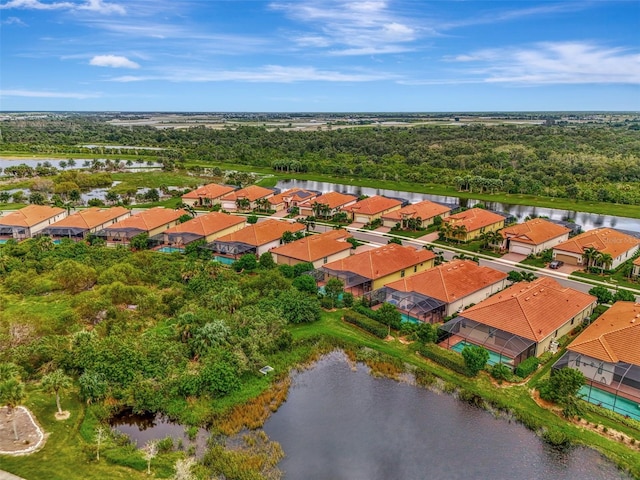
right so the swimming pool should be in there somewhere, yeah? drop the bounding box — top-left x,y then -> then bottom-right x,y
400,313 -> 420,324
158,246 -> 184,253
451,341 -> 513,367
213,255 -> 235,265
579,385 -> 640,421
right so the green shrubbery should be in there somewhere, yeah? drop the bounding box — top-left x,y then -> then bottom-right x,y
343,312 -> 387,339
514,357 -> 540,378
417,343 -> 469,377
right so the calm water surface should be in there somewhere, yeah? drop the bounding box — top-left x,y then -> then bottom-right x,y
275,179 -> 640,233
263,351 -> 631,480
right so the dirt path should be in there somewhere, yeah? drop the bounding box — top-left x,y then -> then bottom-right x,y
0,406 -> 46,456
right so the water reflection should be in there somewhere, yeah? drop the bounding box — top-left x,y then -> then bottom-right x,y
276,179 -> 639,233
263,351 -> 630,480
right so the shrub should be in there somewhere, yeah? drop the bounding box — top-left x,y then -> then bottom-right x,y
461,345 -> 490,376
514,357 -> 540,378
343,313 -> 387,339
417,344 -> 469,377
541,428 -> 572,447
156,436 -> 174,453
490,363 -> 512,382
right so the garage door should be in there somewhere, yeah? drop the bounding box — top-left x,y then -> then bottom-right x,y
510,243 -> 533,256
355,215 -> 370,224
554,253 -> 579,266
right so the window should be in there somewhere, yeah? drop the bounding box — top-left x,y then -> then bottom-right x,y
323,257 -> 328,264
597,364 -> 603,375
575,355 -> 581,367
400,269 -> 405,278
571,317 -> 574,325
414,266 -> 417,273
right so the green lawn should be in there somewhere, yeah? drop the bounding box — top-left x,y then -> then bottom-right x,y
432,239 -> 503,258
570,270 -> 640,293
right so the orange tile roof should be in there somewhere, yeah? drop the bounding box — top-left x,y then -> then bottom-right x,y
460,277 -> 596,342
48,207 -> 130,230
500,218 -> 570,245
553,228 -> 640,259
216,219 -> 305,246
343,195 -> 402,215
634,257 -> 640,266
0,205 -> 65,227
323,243 -> 435,280
444,208 -> 505,233
268,188 -> 317,206
385,260 -> 507,303
220,185 -> 274,202
302,191 -> 358,210
106,207 -> 186,232
270,229 -> 352,262
181,183 -> 236,200
163,212 -> 245,236
382,200 -> 451,222
567,302 -> 640,365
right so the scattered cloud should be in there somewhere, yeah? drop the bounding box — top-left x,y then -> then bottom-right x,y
447,42 -> 640,85
271,0 -> 419,55
0,0 -> 125,14
89,54 -> 140,68
1,15 -> 26,25
0,89 -> 100,99
109,65 -> 396,83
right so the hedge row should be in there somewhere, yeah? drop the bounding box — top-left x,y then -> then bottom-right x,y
417,343 -> 470,377
343,313 -> 387,339
514,356 -> 540,378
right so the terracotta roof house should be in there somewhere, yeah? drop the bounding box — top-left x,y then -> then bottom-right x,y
159,212 -> 246,247
210,219 -> 305,258
382,200 -> 451,229
632,257 -> 640,278
441,208 -> 506,242
42,207 -> 131,241
379,260 -> 509,323
270,229 -> 353,268
500,218 -> 571,256
342,195 -> 402,224
268,188 -> 319,212
0,205 -> 67,240
321,243 -> 435,295
219,185 -> 275,212
554,301 -> 640,419
181,183 -> 237,207
440,277 -> 596,365
552,228 -> 640,269
100,207 -> 186,245
298,191 -> 358,218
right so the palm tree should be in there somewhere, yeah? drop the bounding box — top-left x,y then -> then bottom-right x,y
452,225 -> 467,243
439,221 -> 453,240
0,377 -> 26,440
597,253 -> 613,274
42,369 -> 72,415
582,247 -> 600,270
520,271 -> 537,282
235,198 -> 250,211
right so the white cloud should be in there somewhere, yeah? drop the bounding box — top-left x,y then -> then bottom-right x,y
0,0 -> 125,14
1,15 -> 27,25
89,54 -> 140,68
448,42 -> 640,85
271,0 -> 419,55
109,65 -> 396,83
0,89 -> 99,99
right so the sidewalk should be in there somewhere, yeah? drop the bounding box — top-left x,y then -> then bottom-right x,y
0,471 -> 26,480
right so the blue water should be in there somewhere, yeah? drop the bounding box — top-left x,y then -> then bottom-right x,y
579,385 -> 640,421
401,312 -> 420,324
158,246 -> 184,253
451,341 -> 513,366
0,239 -> 7,244
214,255 -> 235,265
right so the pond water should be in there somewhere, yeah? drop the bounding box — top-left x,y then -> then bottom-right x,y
109,410 -> 209,457
275,179 -> 640,233
263,351 -> 631,480
0,156 -> 162,170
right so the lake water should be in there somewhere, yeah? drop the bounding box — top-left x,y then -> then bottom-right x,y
275,179 -> 640,233
263,351 -> 631,480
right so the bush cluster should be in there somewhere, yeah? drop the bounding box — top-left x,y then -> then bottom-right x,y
343,313 -> 387,339
417,343 -> 469,377
514,357 -> 540,378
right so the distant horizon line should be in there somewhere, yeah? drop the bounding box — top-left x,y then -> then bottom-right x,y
1,110 -> 638,115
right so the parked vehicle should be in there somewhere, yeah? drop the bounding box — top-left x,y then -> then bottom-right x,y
549,260 -> 564,269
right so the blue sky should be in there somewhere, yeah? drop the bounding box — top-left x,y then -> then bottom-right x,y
0,0 -> 638,111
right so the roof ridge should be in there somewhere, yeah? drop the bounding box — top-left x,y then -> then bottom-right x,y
597,337 -> 619,363
513,288 -> 538,340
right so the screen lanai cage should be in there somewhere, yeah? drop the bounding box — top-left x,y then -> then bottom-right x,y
321,267 -> 372,297
204,239 -> 256,258
363,287 -> 446,324
553,353 -> 640,420
439,316 -> 537,367
149,231 -> 203,248
94,227 -> 145,244
41,226 -> 88,240
0,225 -> 28,240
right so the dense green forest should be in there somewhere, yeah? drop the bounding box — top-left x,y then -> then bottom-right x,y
2,118 -> 640,205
